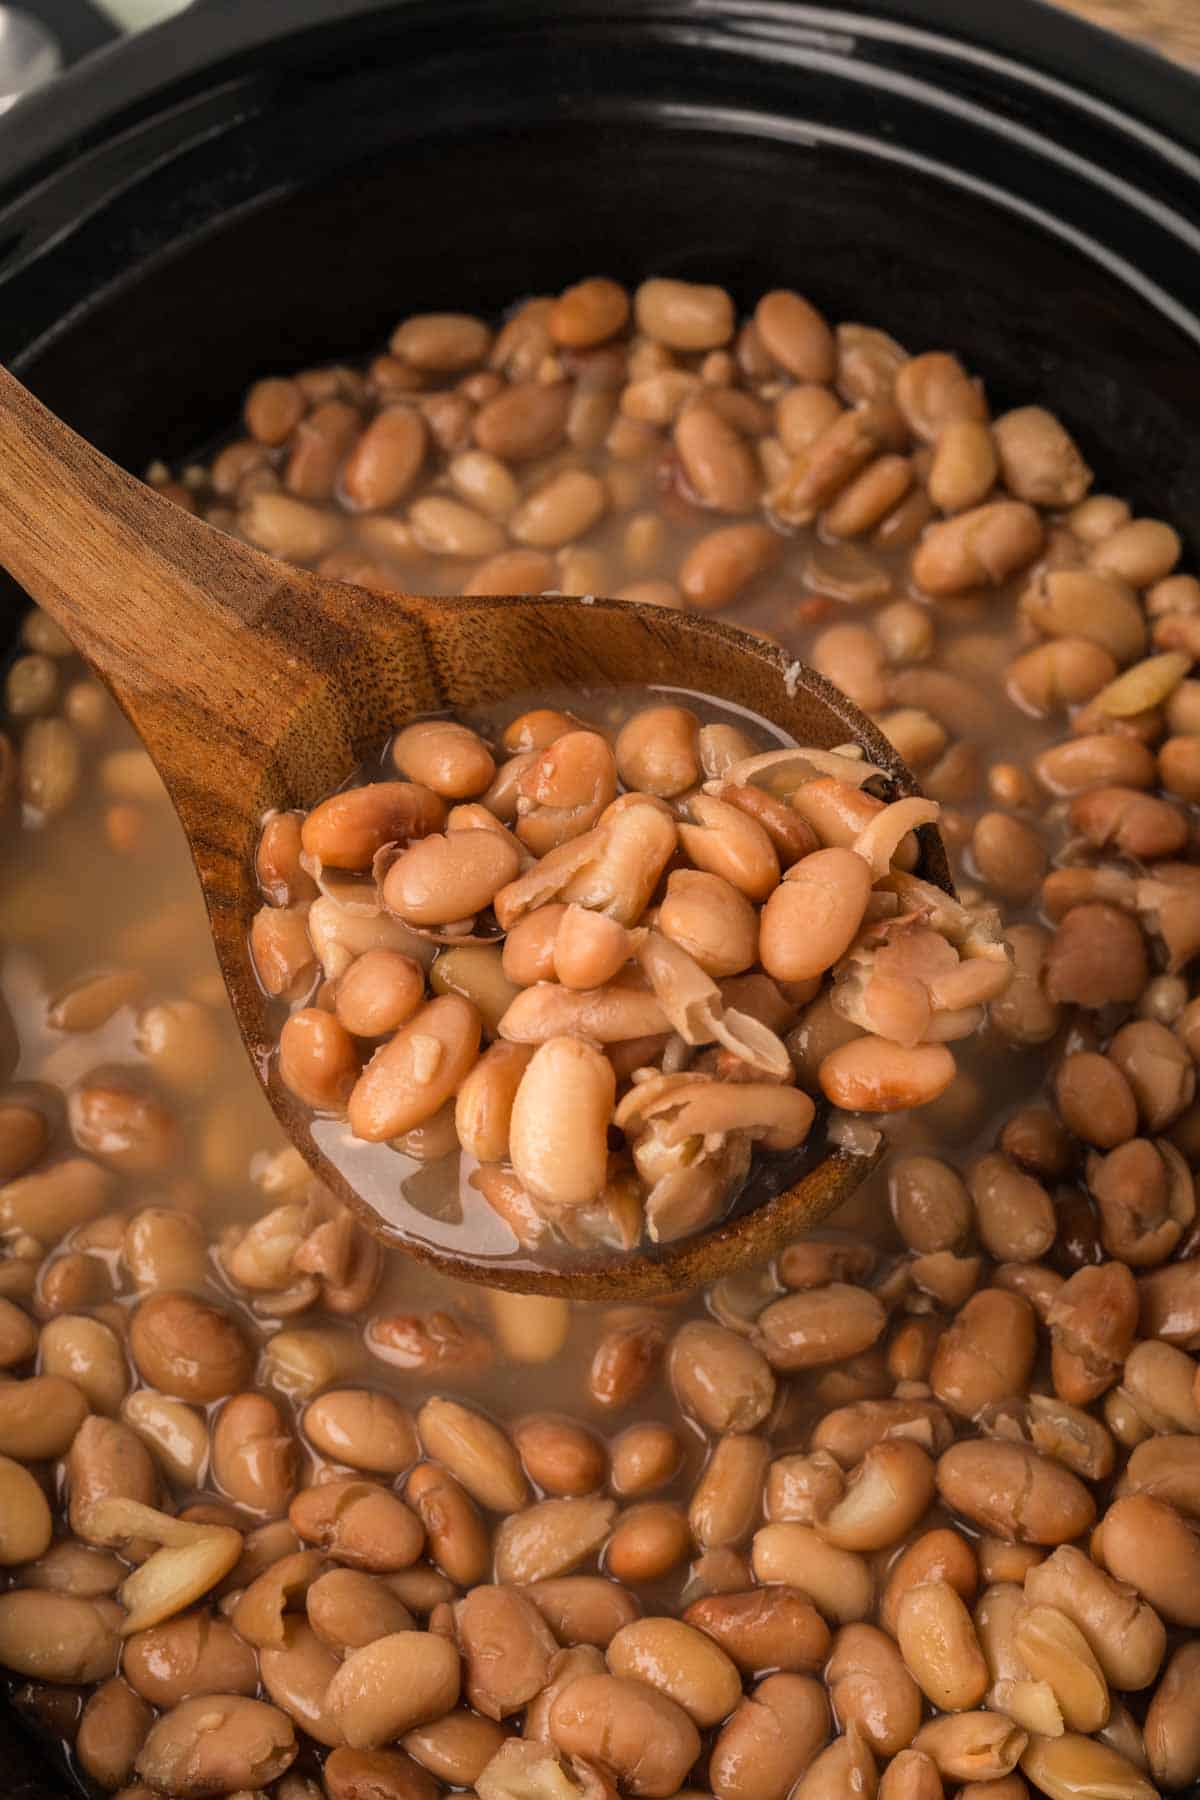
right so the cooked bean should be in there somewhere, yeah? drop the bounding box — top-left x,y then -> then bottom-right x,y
509,1036 -> 615,1210
212,1392 -> 297,1514
279,1007 -> 359,1109
289,1478 -> 424,1571
880,1527 -> 979,1637
896,1579 -> 989,1711
675,404 -> 761,512
303,1388 -> 417,1475
889,1154 -> 972,1252
1100,1493 -> 1200,1627
135,1694 -> 297,1795
348,994 -> 481,1141
403,1710 -> 508,1787
129,1291 -> 252,1402
684,1585 -> 830,1674
1054,1052 -> 1137,1149
417,1395 -> 528,1512
751,1523 -> 873,1622
1014,1603 -> 1109,1734
514,1415 -> 606,1496
606,1615 -> 741,1726
0,1588 -> 119,1682
1144,1641 -> 1200,1790
937,1441 -> 1095,1544
1019,1733 -> 1155,1800
827,1621 -> 922,1756
454,1582 -> 557,1718
324,1746 -> 440,1800
123,1612 -> 259,1706
913,501 -> 1043,595
914,1713 -> 1027,1784
968,1155 -> 1056,1263
326,1630 -> 460,1747
301,781 -> 445,870
819,1037 -> 956,1112
495,1495 -> 616,1584
524,1575 -> 640,1648
709,1672 -> 830,1800
549,1670 -> 701,1795
76,1676 -> 154,1790
1044,904 -> 1148,1009
607,1502 -> 692,1584
41,1312 -> 128,1416
636,278 -> 735,351
679,521 -> 781,609
0,1452 -> 52,1563
814,1439 -> 934,1551
668,1320 -> 775,1431
754,1284 -> 886,1371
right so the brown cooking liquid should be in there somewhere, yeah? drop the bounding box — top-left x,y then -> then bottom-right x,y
1,294 -> 1195,1794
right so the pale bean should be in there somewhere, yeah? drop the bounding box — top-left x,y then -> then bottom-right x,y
68,1415 -> 159,1541
512,469 -> 607,547
897,1580 -> 990,1710
1054,1051 -> 1137,1149
417,1395 -> 528,1512
968,1154 -> 1056,1262
406,1460 -> 491,1587
914,1713 -> 1027,1784
209,1392 -> 296,1515
1092,517 -> 1181,586
404,1710 -> 509,1787
494,1495 -> 616,1584
679,521 -> 781,609
549,1670 -> 701,1796
675,404 -> 761,511
610,1422 -> 683,1496
679,792 -> 780,900
263,1325 -> 367,1398
348,994 -> 481,1141
930,1288 -> 1037,1419
0,1371 -> 89,1459
668,1320 -> 776,1431
709,1672 -> 830,1800
880,1527 -> 979,1637
76,1677 -> 154,1790
683,1585 -> 830,1674
553,905 -> 631,989
301,780 -> 445,871
760,847 -> 871,982
288,1478 -> 425,1574
877,1750 -> 944,1800
335,949 -> 426,1037
502,904 -> 567,984
636,278 -> 735,350
828,1622 -> 922,1758
606,1502 -> 692,1584
135,1694 -> 297,1795
123,1612 -> 259,1706
936,1441 -> 1096,1545
1014,1603 -> 1109,1735
121,1389 -> 209,1488
1100,1493 -> 1200,1627
815,1439 -> 935,1551
0,1588 -> 119,1682
751,1523 -> 874,1622
303,1388 -> 417,1475
524,1575 -> 641,1648
1019,1733 -> 1155,1800
474,381 -> 568,461
0,1451 -> 52,1562
689,1433 -> 769,1548
1144,1641 -> 1200,1791
929,419 -> 998,513
607,1614 -> 742,1726
912,501 -> 1043,595
514,1414 -> 605,1497
454,1582 -> 557,1718
993,406 -> 1091,507
754,1285 -> 887,1370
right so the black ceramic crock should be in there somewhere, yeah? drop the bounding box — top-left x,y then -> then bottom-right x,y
2,1 -> 1200,1792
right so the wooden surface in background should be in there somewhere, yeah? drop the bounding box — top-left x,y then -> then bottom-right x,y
1052,0 -> 1200,65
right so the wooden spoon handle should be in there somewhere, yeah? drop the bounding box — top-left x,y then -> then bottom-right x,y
0,365 -> 301,725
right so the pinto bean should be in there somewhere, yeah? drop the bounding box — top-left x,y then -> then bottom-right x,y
606,1502 -> 691,1584
135,1694 -> 297,1796
288,1478 -> 424,1571
760,848 -> 871,982
302,782 -> 445,870
880,1527 -> 979,1637
326,1631 -> 461,1748
708,1673 -> 830,1800
936,1441 -> 1096,1544
405,1461 -> 491,1587
417,1396 -> 528,1513
212,1392 -> 297,1515
0,1588 -> 119,1682
667,1320 -> 776,1432
129,1292 -> 252,1403
606,1615 -> 742,1726
348,995 -> 481,1141
549,1670 -> 701,1795
1100,1493 -> 1200,1627
304,1389 -> 418,1476
689,1433 -> 769,1549
913,501 -> 1043,595
636,279 -> 735,351
679,522 -> 781,609
751,1523 -> 873,1623
897,1580 -> 990,1711
453,1582 -> 557,1719
1044,905 -> 1148,1009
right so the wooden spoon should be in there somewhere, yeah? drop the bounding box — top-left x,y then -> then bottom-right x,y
0,367 -> 949,1298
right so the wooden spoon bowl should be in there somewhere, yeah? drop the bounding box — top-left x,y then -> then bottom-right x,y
0,368 -> 949,1298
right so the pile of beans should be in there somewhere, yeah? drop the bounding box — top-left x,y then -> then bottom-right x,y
1,271 -> 1200,1800
257,692 -> 1007,1253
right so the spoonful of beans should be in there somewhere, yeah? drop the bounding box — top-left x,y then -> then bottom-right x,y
0,365 -> 981,1299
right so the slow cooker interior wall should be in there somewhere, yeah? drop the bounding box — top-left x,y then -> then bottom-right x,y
5,119 -> 1200,627
4,104 -> 1200,1796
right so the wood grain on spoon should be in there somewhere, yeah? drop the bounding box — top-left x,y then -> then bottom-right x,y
0,365 -> 948,1297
